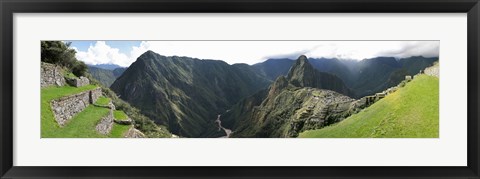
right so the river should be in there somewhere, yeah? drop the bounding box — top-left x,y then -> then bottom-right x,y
215,114 -> 232,138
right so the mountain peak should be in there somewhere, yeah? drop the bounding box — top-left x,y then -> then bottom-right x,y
286,55 -> 315,86
294,55 -> 312,68
297,55 -> 308,63
137,50 -> 159,60
144,50 -> 156,55
285,55 -> 353,96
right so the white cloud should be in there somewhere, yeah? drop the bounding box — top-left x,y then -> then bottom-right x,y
299,41 -> 439,60
73,41 -> 440,67
74,41 -> 132,67
373,41 -> 440,58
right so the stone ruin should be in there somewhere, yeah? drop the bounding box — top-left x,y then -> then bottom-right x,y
405,75 -> 412,81
424,63 -> 439,77
95,103 -> 115,135
66,76 -> 90,87
90,87 -> 102,103
94,102 -> 142,137
41,62 -> 65,87
287,63 -> 440,137
124,127 -> 146,138
42,63 -> 145,137
50,88 -> 102,126
41,62 -> 91,88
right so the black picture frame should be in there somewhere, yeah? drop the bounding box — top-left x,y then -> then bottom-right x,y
1,0 -> 479,178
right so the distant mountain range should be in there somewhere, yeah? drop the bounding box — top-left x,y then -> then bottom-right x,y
110,51 -> 271,137
88,66 -> 126,87
105,50 -> 437,137
253,56 -> 437,97
90,63 -> 124,70
222,56 -> 358,137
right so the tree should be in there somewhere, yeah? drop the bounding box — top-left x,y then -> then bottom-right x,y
41,41 -> 87,76
72,61 -> 87,77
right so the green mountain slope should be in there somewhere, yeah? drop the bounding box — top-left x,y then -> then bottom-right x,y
88,66 -> 127,87
222,56 -> 356,137
88,66 -> 117,87
299,74 -> 439,138
110,51 -> 271,137
252,58 -> 295,80
112,67 -> 126,78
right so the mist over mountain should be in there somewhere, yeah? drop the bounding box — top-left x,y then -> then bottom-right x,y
286,55 -> 353,97
252,58 -> 295,80
253,56 -> 438,97
90,63 -> 123,70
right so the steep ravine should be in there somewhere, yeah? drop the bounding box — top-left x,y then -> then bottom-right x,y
215,114 -> 233,138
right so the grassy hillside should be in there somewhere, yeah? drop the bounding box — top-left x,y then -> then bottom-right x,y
299,74 -> 439,138
41,85 -> 131,138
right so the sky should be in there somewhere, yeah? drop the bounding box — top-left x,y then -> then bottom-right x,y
68,41 -> 440,67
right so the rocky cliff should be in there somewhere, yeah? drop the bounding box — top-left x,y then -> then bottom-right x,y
287,55 -> 353,97
223,56 -> 362,137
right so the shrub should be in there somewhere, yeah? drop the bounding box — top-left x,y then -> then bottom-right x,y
84,73 -> 101,86
71,61 -> 87,77
41,41 -> 87,77
100,87 -> 171,138
101,87 -> 119,100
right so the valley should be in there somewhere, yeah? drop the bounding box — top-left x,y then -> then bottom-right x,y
43,40 -> 439,138
215,114 -> 232,138
99,51 -> 438,138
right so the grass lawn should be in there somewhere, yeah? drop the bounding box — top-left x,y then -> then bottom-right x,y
299,74 -> 439,138
113,110 -> 128,120
64,72 -> 77,79
42,85 -> 97,101
109,124 -> 132,138
41,85 -> 130,138
95,96 -> 111,106
43,105 -> 109,138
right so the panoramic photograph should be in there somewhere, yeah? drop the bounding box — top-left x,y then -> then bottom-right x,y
41,40 -> 439,138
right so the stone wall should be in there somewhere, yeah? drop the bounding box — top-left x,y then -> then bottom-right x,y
90,88 -> 102,104
51,91 -> 91,126
93,101 -> 145,137
424,63 -> 439,77
50,87 -> 102,126
95,109 -> 114,135
41,62 -> 65,88
124,126 -> 146,138
94,102 -> 143,137
114,117 -> 133,125
66,76 -> 90,87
